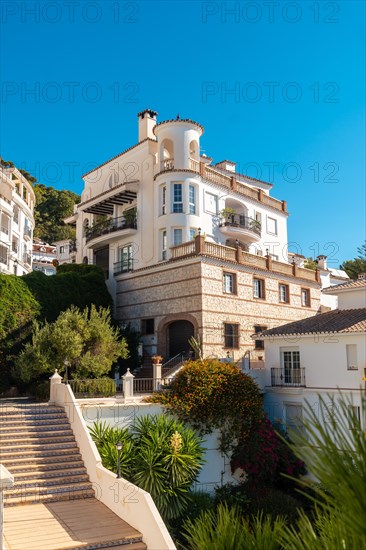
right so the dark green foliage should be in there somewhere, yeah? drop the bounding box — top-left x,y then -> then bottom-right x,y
32,183 -> 79,243
70,378 -> 116,397
15,305 -> 128,383
340,242 -> 366,279
0,275 -> 40,392
22,266 -> 112,322
303,257 -> 318,270
90,415 -> 205,521
119,324 -> 142,373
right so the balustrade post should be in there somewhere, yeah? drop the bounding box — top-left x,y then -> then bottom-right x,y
292,261 -> 298,277
266,253 -> 273,271
235,243 -> 243,263
195,234 -> 205,255
258,189 -> 264,202
122,368 -> 135,401
282,200 -> 287,213
49,369 -> 63,405
230,176 -> 237,191
199,161 -> 205,178
152,360 -> 162,392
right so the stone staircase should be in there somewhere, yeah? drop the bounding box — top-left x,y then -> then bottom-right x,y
1,402 -> 147,549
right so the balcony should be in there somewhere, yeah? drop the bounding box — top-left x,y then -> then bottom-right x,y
85,213 -> 137,246
24,226 -> 32,240
219,214 -> 261,243
161,158 -> 174,171
271,368 -> 306,387
23,253 -> 32,266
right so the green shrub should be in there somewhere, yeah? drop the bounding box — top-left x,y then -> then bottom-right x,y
89,415 -> 205,521
70,378 -> 116,397
150,358 -> 263,454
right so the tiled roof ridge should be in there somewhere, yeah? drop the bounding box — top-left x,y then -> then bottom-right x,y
153,118 -> 204,134
323,279 -> 366,292
256,308 -> 366,337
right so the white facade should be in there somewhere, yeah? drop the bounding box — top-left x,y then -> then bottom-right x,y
0,166 -> 35,276
70,110 -> 289,287
53,239 -> 77,265
252,279 -> 366,432
32,239 -> 57,275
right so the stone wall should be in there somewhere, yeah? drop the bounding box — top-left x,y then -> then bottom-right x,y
115,257 -> 320,360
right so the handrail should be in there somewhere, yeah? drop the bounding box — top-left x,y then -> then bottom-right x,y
271,367 -> 306,387
86,214 -> 137,243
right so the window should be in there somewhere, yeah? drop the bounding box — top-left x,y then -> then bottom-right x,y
60,246 -> 65,254
254,325 -> 267,350
253,278 -> 265,299
255,211 -> 262,224
161,185 -> 166,215
0,245 -> 7,265
162,230 -> 167,260
189,185 -> 196,214
172,183 -> 183,213
119,244 -> 133,272
189,228 -> 196,241
301,288 -> 310,307
141,318 -> 155,335
223,272 -> 236,294
281,349 -> 301,385
13,206 -> 19,224
173,228 -> 183,246
279,284 -> 289,303
266,216 -> 278,235
346,344 -> 358,370
205,192 -> 218,214
224,323 -> 239,348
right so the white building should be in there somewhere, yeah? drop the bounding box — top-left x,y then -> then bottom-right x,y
53,239 -> 77,265
253,275 -> 366,432
66,110 -> 321,362
0,166 -> 35,276
32,239 -> 57,275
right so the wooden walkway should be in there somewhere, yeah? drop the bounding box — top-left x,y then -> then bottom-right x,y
4,498 -> 146,550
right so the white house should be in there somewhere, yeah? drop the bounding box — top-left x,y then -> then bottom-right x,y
53,239 -> 77,265
253,275 -> 366,433
0,166 -> 35,276
66,109 -> 321,363
32,239 -> 57,275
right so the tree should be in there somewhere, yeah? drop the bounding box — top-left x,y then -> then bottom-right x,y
32,184 -> 79,243
340,242 -> 366,279
150,359 -> 263,454
14,305 -> 128,383
303,257 -> 318,271
89,415 -> 205,521
23,264 -> 112,322
0,275 -> 40,392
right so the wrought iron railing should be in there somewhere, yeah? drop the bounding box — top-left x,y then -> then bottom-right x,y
220,215 -> 261,236
24,226 -> 32,238
86,214 -> 137,243
113,259 -> 133,276
162,351 -> 192,375
133,377 -> 174,394
22,253 -> 32,266
271,368 -> 306,387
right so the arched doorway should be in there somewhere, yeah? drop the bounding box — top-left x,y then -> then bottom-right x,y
168,320 -> 194,358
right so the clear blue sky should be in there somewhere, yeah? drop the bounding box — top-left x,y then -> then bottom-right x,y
1,0 -> 365,265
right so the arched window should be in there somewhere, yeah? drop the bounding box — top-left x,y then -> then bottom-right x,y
160,139 -> 174,170
82,256 -> 89,264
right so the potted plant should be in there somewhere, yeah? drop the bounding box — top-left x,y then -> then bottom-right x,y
220,207 -> 236,225
152,355 -> 163,365
123,207 -> 137,227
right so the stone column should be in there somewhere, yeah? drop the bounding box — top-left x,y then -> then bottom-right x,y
49,369 -> 63,405
0,464 -> 14,550
122,368 -> 135,400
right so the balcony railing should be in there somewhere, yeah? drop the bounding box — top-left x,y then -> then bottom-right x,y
113,259 -> 133,276
85,214 -> 137,243
23,253 -> 32,266
161,158 -> 174,171
12,243 -> 18,253
220,215 -> 261,236
271,368 -> 306,387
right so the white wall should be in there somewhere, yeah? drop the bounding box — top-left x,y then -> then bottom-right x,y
80,401 -> 235,493
337,289 -> 366,309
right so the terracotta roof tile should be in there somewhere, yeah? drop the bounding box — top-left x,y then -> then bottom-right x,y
256,308 -> 366,337
323,279 -> 366,293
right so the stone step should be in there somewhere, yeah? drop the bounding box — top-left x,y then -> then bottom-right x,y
0,418 -> 70,428
14,467 -> 88,481
0,407 -> 66,416
5,480 -> 94,500
4,489 -> 95,506
0,441 -> 78,456
0,423 -> 72,432
1,434 -> 75,445
68,540 -> 147,550
0,452 -> 82,467
4,459 -> 86,474
10,473 -> 90,488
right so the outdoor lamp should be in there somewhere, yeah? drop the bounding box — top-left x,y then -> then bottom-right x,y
116,441 -> 123,479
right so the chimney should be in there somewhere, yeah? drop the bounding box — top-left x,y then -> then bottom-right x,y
137,109 -> 158,142
317,255 -> 327,270
358,273 -> 366,280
